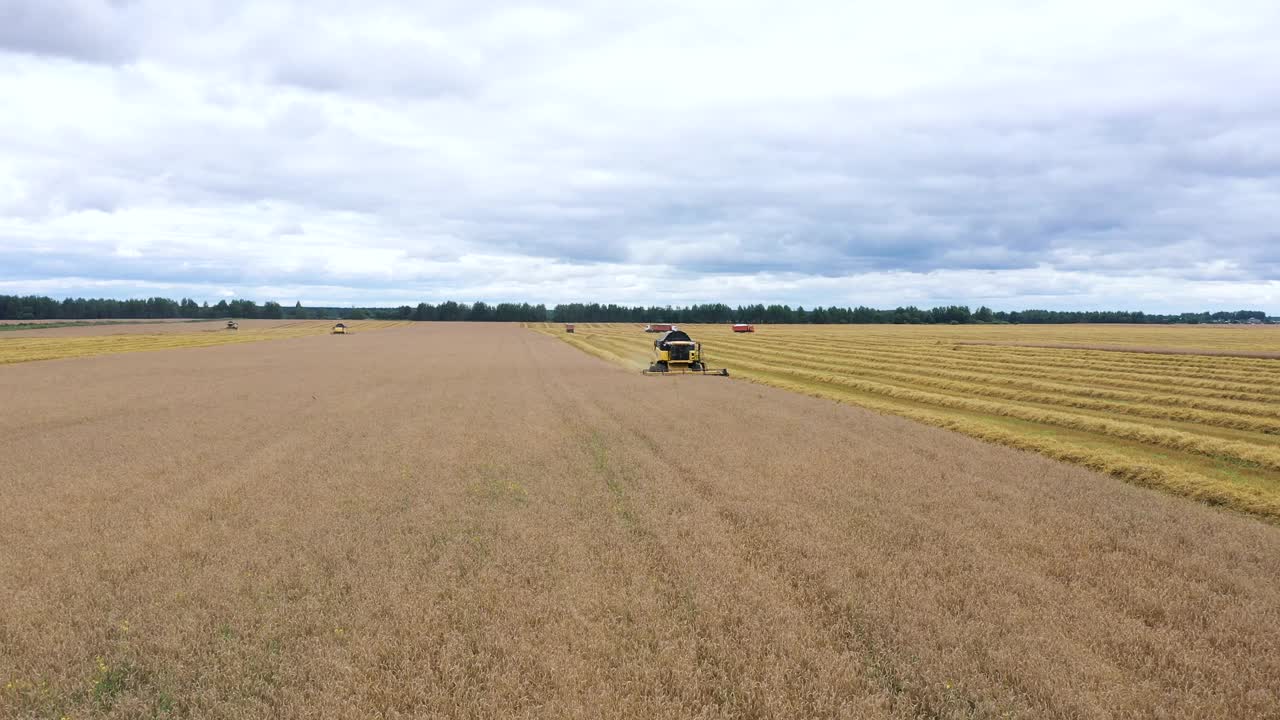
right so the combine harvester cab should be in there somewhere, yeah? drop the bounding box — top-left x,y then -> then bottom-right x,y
643,329 -> 729,376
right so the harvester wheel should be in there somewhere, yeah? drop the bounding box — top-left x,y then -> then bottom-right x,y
648,361 -> 668,373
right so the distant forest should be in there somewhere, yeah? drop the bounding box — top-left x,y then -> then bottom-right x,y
0,294 -> 1271,325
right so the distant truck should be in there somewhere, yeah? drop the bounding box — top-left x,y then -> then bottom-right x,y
732,324 -> 755,333
644,323 -> 675,333
565,324 -> 575,333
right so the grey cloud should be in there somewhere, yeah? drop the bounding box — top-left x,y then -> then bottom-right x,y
1,0 -> 1278,310
0,0 -> 139,63
260,30 -> 480,100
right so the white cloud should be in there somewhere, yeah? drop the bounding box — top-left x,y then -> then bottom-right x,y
0,0 -> 1278,312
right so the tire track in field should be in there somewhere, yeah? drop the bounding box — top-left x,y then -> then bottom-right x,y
525,345 -> 979,718
518,333 -> 922,717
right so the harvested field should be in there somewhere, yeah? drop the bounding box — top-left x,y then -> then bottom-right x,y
2,323 -> 1279,719
954,340 -> 1280,360
887,323 -> 1280,352
538,323 -> 1280,520
0,319 -> 207,332
0,320 -> 226,337
0,320 -> 411,363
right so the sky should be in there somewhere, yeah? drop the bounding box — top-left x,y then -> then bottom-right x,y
1,0 -> 1278,312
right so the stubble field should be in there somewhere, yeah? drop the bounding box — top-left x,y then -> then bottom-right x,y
0,320 -> 412,364
540,323 -> 1280,521
3,323 -> 1279,719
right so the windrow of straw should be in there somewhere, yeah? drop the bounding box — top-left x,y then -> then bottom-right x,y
708,347 -> 1280,433
714,353 -> 1280,470
720,335 -> 1280,399
767,334 -> 1280,391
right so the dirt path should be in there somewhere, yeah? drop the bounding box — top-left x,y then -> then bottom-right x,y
2,324 -> 1277,719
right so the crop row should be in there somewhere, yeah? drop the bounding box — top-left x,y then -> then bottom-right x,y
713,358 -> 1280,517
709,352 -> 1280,470
556,326 -> 1280,474
946,343 -> 1279,377
763,325 -> 1280,353
745,333 -> 1280,390
711,336 -> 1280,406
585,328 -> 1273,441
706,346 -> 1280,436
731,341 -> 1280,414
574,325 -> 1276,394
707,334 -> 1280,400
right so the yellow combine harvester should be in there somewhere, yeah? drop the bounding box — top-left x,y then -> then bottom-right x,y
332,323 -> 347,335
642,329 -> 729,376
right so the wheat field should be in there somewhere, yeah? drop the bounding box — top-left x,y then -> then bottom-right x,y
0,320 -> 413,364
3,323 -> 1279,718
538,323 -> 1280,520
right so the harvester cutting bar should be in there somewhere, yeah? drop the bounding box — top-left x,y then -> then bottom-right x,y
642,366 -> 730,377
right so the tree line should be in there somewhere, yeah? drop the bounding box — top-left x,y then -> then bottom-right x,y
549,303 -> 1269,324
0,294 -> 1269,325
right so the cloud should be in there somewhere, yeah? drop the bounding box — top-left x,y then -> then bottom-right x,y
0,0 -> 141,63
1,0 -> 1278,312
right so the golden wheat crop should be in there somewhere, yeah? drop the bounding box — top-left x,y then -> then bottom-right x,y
537,322 -> 1280,521
5,323 -> 1280,718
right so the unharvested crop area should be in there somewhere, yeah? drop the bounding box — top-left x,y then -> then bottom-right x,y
539,323 -> 1280,520
2,323 -> 1279,719
0,319 -> 411,364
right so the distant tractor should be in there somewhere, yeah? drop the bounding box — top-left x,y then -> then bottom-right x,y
644,323 -> 675,333
332,323 -> 347,335
732,324 -> 755,333
565,324 -> 575,333
226,321 -> 239,330
643,329 -> 729,376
